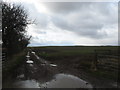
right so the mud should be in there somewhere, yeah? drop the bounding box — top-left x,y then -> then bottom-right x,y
3,50 -> 118,88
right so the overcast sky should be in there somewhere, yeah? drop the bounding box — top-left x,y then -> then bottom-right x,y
4,0 -> 119,46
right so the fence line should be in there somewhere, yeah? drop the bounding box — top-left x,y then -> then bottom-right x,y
97,55 -> 118,59
96,54 -> 118,72
93,49 -> 119,72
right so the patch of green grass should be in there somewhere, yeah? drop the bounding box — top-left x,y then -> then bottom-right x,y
84,68 -> 118,81
29,46 -> 118,58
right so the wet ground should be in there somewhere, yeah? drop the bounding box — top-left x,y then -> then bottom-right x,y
9,73 -> 93,88
3,51 -> 94,88
3,50 -> 118,88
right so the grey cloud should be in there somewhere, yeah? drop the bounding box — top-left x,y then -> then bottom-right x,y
51,16 -> 73,30
17,2 -> 49,29
13,2 -> 117,39
47,2 -> 117,39
29,24 -> 47,34
43,2 -> 111,15
30,35 -> 74,46
51,14 -> 105,39
4,1 -> 118,46
43,2 -> 84,14
14,2 -> 50,35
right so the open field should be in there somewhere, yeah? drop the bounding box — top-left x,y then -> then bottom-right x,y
28,46 -> 119,87
29,46 -> 118,59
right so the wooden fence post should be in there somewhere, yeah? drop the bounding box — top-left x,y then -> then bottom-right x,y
91,50 -> 97,71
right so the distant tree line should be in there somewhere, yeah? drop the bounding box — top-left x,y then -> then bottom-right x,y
2,2 -> 31,56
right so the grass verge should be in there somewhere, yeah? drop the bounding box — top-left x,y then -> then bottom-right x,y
2,50 -> 27,82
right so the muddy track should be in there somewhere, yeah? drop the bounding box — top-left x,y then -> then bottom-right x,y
23,50 -> 59,82
16,50 -> 118,88
48,59 -> 118,88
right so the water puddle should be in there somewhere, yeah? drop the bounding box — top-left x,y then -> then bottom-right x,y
12,73 -> 93,88
50,64 -> 57,67
26,60 -> 33,64
40,74 -> 92,88
31,51 -> 35,54
17,74 -> 24,79
26,56 -> 30,58
35,55 -> 40,59
12,51 -> 93,88
13,80 -> 39,88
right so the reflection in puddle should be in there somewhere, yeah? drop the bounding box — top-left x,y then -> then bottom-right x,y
31,52 -> 35,54
40,74 -> 92,88
17,74 -> 24,79
14,80 -> 39,88
13,73 -> 93,88
26,60 -> 33,64
26,56 -> 30,58
50,64 -> 57,67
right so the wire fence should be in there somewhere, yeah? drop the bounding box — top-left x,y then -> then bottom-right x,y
94,49 -> 119,72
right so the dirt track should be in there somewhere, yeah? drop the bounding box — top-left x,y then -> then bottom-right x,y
3,50 -> 118,88
22,51 -> 118,88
